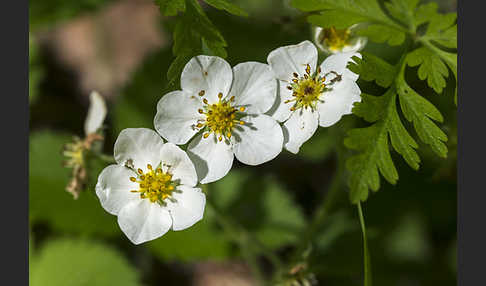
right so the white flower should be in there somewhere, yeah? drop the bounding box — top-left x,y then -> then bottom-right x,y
266,40 -> 362,154
84,91 -> 107,135
95,128 -> 205,245
154,56 -> 283,183
313,26 -> 367,54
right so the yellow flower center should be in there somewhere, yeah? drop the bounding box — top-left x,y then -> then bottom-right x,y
196,91 -> 246,142
285,64 -> 327,111
285,65 -> 343,111
321,27 -> 351,52
130,164 -> 176,204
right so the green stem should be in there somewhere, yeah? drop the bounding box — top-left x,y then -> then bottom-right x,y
357,202 -> 372,286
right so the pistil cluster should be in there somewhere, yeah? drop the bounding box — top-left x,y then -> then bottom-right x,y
196,91 -> 246,142
130,164 -> 177,204
285,65 -> 327,111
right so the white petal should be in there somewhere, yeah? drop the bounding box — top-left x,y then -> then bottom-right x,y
282,108 -> 319,154
181,55 -> 233,103
228,62 -> 277,114
231,114 -> 283,165
84,91 -> 107,135
318,79 -> 361,127
159,143 -> 198,187
265,80 -> 294,122
154,90 -> 203,145
267,40 -> 318,81
187,133 -> 234,184
319,52 -> 361,82
117,200 -> 172,245
95,165 -> 139,215
166,186 -> 206,231
114,128 -> 165,171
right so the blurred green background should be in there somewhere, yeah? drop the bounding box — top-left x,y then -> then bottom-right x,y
29,0 -> 457,285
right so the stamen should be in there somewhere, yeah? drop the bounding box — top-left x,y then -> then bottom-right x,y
218,92 -> 223,99
227,132 -> 232,138
203,133 -> 210,138
203,98 -> 208,104
239,121 -> 245,125
306,64 -> 311,75
198,109 -> 204,114
293,72 -> 299,78
147,164 -> 152,170
196,123 -> 203,128
198,90 -> 205,96
230,96 -> 235,101
239,106 -> 245,112
137,168 -> 143,174
218,136 -> 223,142
130,177 -> 137,182
287,86 -> 293,90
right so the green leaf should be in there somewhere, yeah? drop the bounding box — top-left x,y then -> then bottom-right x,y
348,53 -> 396,88
204,0 -> 248,17
292,0 -> 406,45
30,131 -> 120,237
407,47 -> 449,94
167,0 -> 228,85
345,90 -> 420,203
155,0 -> 186,16
414,2 -> 457,49
396,71 -> 448,157
356,24 -> 405,46
30,238 -> 141,286
384,0 -> 419,29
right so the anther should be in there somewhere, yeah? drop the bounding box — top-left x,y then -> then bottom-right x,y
130,177 -> 137,182
239,106 -> 245,112
239,121 -> 245,125
198,109 -> 204,114
196,123 -> 203,128
137,168 -> 143,174
306,64 -> 311,75
203,98 -> 208,104
203,133 -> 210,138
230,96 -> 235,101
287,86 -> 293,90
318,67 -> 322,74
198,90 -> 205,96
293,72 -> 298,78
292,79 -> 299,83
218,92 -> 223,99
218,136 -> 223,142
304,74 -> 309,79
227,132 -> 232,138
147,164 -> 152,170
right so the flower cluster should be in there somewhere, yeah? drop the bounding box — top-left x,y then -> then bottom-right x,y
95,40 -> 361,244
